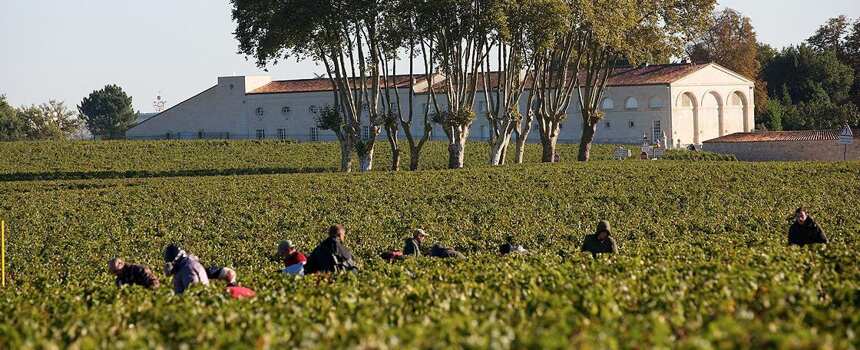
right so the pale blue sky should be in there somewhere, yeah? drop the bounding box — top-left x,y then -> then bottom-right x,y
1,0 -> 857,112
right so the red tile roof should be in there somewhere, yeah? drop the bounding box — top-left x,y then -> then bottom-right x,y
247,64 -> 708,95
703,129 -> 859,143
248,74 -> 424,94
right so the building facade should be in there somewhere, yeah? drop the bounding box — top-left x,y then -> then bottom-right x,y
128,63 -> 754,147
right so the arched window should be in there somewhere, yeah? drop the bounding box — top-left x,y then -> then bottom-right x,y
601,98 -> 615,110
624,97 -> 639,110
649,97 -> 664,109
679,94 -> 694,107
730,92 -> 744,106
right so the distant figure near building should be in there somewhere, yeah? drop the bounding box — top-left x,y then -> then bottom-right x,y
108,258 -> 160,289
788,208 -> 828,246
581,220 -> 619,258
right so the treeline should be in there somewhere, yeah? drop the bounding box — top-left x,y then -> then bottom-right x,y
0,84 -> 137,141
689,11 -> 860,131
232,0 -> 718,171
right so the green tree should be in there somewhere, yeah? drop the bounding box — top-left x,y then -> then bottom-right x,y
531,0 -> 715,162
17,100 -> 82,140
687,8 -> 768,120
77,85 -> 136,139
762,45 -> 854,105
807,15 -> 851,60
0,95 -> 26,141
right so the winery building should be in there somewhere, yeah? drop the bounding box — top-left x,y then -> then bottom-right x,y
127,63 -> 755,147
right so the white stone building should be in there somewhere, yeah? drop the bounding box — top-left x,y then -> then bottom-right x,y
127,63 -> 754,147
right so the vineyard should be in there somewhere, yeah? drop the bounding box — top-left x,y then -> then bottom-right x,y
0,141 -> 856,349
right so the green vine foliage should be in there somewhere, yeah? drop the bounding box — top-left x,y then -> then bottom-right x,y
0,147 -> 857,348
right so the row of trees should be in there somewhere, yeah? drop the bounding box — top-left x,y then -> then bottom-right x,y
232,0 -> 716,171
0,85 -> 138,141
687,10 -> 860,131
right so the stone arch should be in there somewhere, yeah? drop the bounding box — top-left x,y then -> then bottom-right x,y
727,90 -> 751,132
601,97 -> 615,110
624,97 -> 639,110
699,91 -> 723,142
675,91 -> 698,145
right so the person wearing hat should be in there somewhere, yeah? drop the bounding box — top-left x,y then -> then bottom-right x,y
108,257 -> 160,289
499,235 -> 527,256
277,240 -> 307,276
788,207 -> 828,246
403,229 -> 429,257
580,220 -> 618,258
162,244 -> 210,294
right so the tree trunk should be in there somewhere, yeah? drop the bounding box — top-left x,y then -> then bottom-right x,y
577,123 -> 597,162
514,135 -> 526,164
340,141 -> 353,172
390,148 -> 401,171
448,141 -> 465,169
489,134 -> 513,165
541,136 -> 558,163
409,147 -> 421,171
499,144 -> 507,165
358,148 -> 374,172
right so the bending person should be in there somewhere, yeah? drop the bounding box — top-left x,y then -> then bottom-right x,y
278,240 -> 307,275
108,258 -> 160,289
163,244 -> 210,294
581,220 -> 618,258
789,207 -> 828,246
305,224 -> 358,274
403,229 -> 429,257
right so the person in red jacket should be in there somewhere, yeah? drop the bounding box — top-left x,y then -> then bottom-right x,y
278,240 -> 307,275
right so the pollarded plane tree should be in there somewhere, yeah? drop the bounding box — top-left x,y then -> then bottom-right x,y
419,0 -> 495,169
533,0 -> 716,162
480,0 -> 570,165
233,0 -> 402,172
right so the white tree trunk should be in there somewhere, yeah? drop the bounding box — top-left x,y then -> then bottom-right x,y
359,150 -> 374,172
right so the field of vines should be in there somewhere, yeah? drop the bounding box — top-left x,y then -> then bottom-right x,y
0,141 -> 856,349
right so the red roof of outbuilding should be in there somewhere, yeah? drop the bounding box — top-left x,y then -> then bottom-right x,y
249,74 -> 423,94
703,129 -> 859,143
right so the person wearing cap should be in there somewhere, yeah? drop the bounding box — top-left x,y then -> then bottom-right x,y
581,220 -> 618,258
403,229 -> 429,257
163,244 -> 210,294
108,258 -> 160,289
788,207 -> 828,246
305,224 -> 358,274
278,240 -> 307,275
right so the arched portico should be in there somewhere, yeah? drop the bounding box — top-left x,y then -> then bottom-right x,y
726,91 -> 751,132
675,92 -> 698,145
699,91 -> 723,142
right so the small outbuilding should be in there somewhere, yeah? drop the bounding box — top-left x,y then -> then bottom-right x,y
703,129 -> 859,161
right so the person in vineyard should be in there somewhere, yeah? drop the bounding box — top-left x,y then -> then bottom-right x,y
788,208 -> 828,246
163,244 -> 210,294
205,266 -> 238,287
108,258 -> 160,289
277,240 -> 306,275
429,244 -> 465,259
305,224 -> 358,274
403,229 -> 429,257
581,221 -> 619,258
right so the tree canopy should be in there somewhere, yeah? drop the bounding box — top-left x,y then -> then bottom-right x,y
77,85 -> 136,139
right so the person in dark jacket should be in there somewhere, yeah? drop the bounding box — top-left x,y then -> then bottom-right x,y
581,220 -> 619,258
108,258 -> 160,289
788,207 -> 828,246
305,224 -> 358,274
403,229 -> 429,256
163,244 -> 210,294
429,244 -> 465,259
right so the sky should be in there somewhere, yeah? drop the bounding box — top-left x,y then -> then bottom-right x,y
1,0 -> 858,113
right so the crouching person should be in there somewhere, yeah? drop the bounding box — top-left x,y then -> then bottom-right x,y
429,244 -> 465,259
108,258 -> 160,289
163,244 -> 209,294
305,224 -> 358,274
403,229 -> 429,257
581,220 -> 618,258
278,240 -> 307,276
206,266 -> 238,287
789,207 -> 828,246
